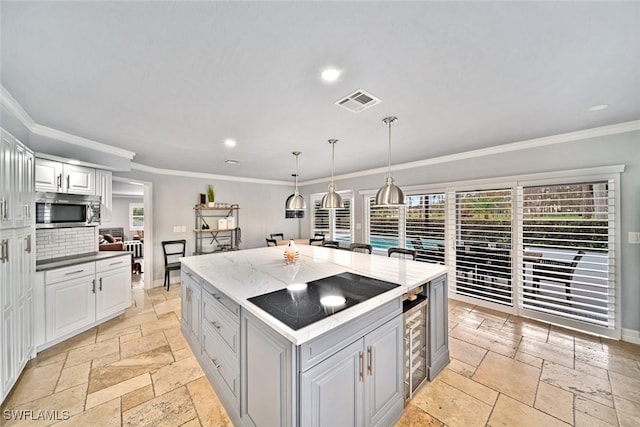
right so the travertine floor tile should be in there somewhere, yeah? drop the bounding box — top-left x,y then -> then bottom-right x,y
574,411 -> 618,427
122,386 -> 197,427
411,380 -> 492,427
534,381 -> 574,424
489,394 -> 571,427
3,384 -> 87,427
55,361 -> 91,393
395,403 -> 444,427
3,360 -> 64,407
154,297 -> 181,317
36,328 -> 97,360
615,395 -> 640,420
95,325 -> 141,343
98,311 -> 158,335
448,336 -> 487,367
449,324 -> 520,358
575,395 -> 618,425
609,372 -> 640,404
438,369 -> 498,405
172,347 -> 194,362
164,327 -> 189,352
187,377 -> 233,427
151,356 -> 204,397
576,344 -> 640,380
64,338 -> 120,368
515,350 -> 544,369
54,397 -> 121,427
617,411 -> 640,427
121,384 -> 155,412
502,317 -> 550,342
519,337 -> 575,368
120,331 -> 168,359
85,372 -> 152,409
140,312 -> 181,336
541,361 -> 613,407
446,358 -> 476,378
601,339 -> 640,362
472,351 -> 540,405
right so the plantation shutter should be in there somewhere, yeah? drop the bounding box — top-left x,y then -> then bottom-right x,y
368,197 -> 400,254
312,199 -> 330,237
334,197 -> 352,244
406,193 -> 446,264
519,181 -> 615,329
455,189 -> 513,306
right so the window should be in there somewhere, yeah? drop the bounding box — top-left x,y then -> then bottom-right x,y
454,188 -> 513,306
367,197 -> 400,253
310,192 -> 353,243
406,193 -> 446,264
129,203 -> 144,230
519,181 -> 614,329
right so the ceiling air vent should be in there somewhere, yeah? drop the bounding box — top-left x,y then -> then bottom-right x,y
334,89 -> 382,113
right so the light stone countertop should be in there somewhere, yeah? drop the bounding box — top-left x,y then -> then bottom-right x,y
181,245 -> 447,345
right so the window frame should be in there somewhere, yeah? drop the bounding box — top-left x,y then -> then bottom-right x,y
129,202 -> 144,231
309,190 -> 354,243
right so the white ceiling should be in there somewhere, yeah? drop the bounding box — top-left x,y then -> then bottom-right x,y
2,1 -> 639,182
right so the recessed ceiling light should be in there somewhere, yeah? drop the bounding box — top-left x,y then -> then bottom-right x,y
224,139 -> 237,148
321,68 -> 341,82
588,104 -> 609,112
225,159 -> 239,164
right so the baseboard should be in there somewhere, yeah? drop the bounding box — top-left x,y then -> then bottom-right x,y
622,328 -> 640,344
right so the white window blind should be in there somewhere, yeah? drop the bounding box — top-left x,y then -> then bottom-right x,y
455,189 -> 513,306
311,193 -> 353,242
368,197 -> 400,253
406,193 -> 446,264
312,199 -> 329,237
519,181 -> 614,328
334,198 -> 352,244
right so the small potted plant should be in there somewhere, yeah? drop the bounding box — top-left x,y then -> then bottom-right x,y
207,184 -> 215,207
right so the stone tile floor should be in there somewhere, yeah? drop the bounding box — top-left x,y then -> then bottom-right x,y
1,284 -> 639,426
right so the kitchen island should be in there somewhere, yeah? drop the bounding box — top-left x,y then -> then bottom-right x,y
180,245 -> 448,426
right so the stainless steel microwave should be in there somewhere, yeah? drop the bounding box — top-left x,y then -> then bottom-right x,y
35,192 -> 101,228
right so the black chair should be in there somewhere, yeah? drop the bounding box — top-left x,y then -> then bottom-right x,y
350,243 -> 372,254
309,237 -> 324,246
533,250 -> 585,300
388,247 -> 417,260
270,233 -> 284,241
323,240 -> 340,249
162,240 -> 186,291
266,238 -> 278,247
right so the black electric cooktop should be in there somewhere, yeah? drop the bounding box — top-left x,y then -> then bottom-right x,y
247,272 -> 400,330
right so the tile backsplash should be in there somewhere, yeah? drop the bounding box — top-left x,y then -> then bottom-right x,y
36,227 -> 98,261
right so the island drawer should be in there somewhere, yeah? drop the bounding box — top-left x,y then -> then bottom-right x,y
45,262 -> 95,285
202,321 -> 239,399
202,291 -> 239,354
201,282 -> 240,319
96,255 -> 130,273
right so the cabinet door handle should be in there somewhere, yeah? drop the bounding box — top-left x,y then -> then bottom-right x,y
92,279 -> 96,293
359,352 -> 365,382
24,235 -> 31,254
209,357 -> 221,369
210,320 -> 221,330
66,175 -> 70,190
367,345 -> 374,376
0,240 -> 6,263
65,270 -> 84,276
99,277 -> 103,291
57,174 -> 62,190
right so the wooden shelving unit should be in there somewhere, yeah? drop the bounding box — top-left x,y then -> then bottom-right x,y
193,205 -> 240,255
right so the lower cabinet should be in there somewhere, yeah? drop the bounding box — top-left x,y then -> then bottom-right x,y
43,255 -> 131,344
181,269 -> 201,348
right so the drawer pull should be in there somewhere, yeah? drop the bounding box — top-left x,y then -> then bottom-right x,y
210,357 -> 221,369
210,320 -> 221,330
109,261 -> 124,266
65,270 -> 84,276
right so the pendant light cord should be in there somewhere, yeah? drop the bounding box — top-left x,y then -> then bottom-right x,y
387,120 -> 392,180
294,154 -> 299,193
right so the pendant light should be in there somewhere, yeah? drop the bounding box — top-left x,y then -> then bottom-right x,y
375,116 -> 405,205
321,139 -> 343,209
285,151 -> 306,218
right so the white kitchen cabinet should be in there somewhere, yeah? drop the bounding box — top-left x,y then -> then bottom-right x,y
43,255 -> 131,345
0,130 -> 14,230
45,273 -> 96,342
35,158 -> 95,195
1,131 -> 33,230
95,169 -> 112,222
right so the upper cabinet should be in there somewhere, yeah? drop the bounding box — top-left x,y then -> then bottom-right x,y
95,170 -> 112,222
1,130 -> 34,230
35,159 -> 95,195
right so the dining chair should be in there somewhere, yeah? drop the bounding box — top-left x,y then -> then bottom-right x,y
388,247 -> 417,260
270,233 -> 284,241
349,243 -> 372,254
161,240 -> 186,291
266,238 -> 277,247
322,240 -> 340,249
532,250 -> 585,300
309,237 -> 324,246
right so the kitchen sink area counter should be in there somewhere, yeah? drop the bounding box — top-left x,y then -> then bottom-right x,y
180,245 -> 449,426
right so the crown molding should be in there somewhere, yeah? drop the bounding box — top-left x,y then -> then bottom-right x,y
130,162 -> 292,186
1,85 -> 36,129
300,120 -> 640,186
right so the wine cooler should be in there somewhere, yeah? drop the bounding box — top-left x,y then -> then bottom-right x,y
403,294 -> 428,401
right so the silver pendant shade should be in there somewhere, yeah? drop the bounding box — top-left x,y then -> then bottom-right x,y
321,139 -> 343,209
375,116 -> 405,206
285,151 -> 306,218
